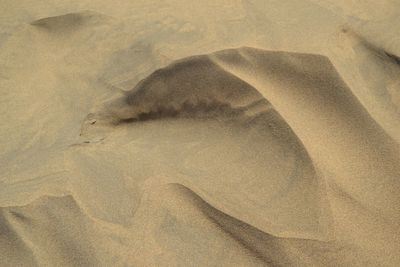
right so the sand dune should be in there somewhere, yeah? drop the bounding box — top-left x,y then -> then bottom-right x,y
1,1 -> 400,266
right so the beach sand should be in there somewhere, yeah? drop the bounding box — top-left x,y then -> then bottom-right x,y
1,1 -> 399,266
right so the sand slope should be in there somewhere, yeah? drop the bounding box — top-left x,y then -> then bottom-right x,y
1,1 -> 400,266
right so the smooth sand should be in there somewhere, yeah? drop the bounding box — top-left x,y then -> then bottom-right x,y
1,1 -> 400,266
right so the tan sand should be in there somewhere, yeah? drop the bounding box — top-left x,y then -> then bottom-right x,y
1,1 -> 399,266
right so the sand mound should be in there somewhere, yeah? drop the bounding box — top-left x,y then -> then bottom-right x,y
30,11 -> 110,33
72,47 -> 400,265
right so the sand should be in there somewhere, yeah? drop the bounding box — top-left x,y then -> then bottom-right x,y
1,1 -> 400,266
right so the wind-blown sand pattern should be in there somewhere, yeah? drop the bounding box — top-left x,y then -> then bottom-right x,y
1,1 -> 400,266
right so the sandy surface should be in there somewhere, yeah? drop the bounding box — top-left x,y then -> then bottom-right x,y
1,1 -> 400,266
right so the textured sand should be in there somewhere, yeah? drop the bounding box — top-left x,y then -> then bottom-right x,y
1,1 -> 400,266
